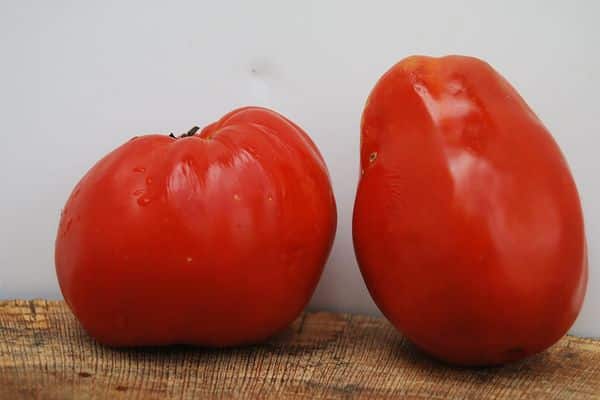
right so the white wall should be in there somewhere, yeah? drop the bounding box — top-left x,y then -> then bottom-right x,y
0,0 -> 598,337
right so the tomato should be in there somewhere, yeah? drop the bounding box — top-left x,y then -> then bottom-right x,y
353,55 -> 587,365
55,106 -> 336,347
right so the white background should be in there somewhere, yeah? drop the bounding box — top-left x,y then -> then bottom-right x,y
1,0 -> 598,337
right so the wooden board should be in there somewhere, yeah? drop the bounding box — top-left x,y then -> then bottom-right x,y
1,300 -> 599,399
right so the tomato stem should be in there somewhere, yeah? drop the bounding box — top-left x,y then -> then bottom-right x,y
179,126 -> 200,138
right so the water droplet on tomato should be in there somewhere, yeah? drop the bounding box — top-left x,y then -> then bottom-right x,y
137,196 -> 151,206
146,177 -> 153,185
132,189 -> 144,196
133,167 -> 146,173
233,194 -> 240,201
446,80 -> 465,95
413,82 -> 427,95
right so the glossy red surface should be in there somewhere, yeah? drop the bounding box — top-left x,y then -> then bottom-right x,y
353,56 -> 587,365
56,107 -> 336,347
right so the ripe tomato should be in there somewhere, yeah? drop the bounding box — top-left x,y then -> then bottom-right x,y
353,56 -> 587,365
56,107 -> 336,347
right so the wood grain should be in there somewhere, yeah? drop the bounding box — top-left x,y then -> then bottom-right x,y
0,300 -> 599,399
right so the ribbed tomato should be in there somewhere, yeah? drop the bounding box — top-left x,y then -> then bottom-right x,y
353,56 -> 587,365
56,107 -> 336,347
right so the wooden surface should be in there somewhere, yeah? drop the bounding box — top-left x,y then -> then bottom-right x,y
1,300 -> 599,399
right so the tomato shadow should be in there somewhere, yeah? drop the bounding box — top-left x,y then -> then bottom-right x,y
389,334 -> 557,383
79,322 -> 320,362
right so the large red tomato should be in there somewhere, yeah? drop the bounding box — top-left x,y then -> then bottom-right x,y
56,106 -> 336,347
353,55 -> 587,365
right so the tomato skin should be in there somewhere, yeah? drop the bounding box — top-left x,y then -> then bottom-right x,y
55,107 -> 336,347
353,56 -> 587,366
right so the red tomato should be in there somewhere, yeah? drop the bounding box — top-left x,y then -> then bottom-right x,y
56,107 -> 336,347
353,56 -> 587,365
